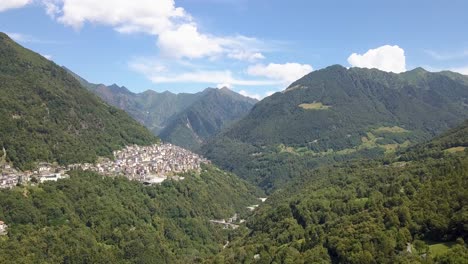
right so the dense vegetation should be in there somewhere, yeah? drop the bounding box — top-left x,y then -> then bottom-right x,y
0,33 -> 158,169
68,70 -> 257,150
211,120 -> 468,264
0,165 -> 261,263
203,65 -> 468,191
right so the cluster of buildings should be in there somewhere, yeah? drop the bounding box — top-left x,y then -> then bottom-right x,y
0,163 -> 67,189
70,143 -> 209,184
0,143 -> 209,189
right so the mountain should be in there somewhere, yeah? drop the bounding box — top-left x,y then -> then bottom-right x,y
0,165 -> 262,263
66,71 -> 257,150
212,120 -> 468,264
202,65 -> 468,191
0,33 -> 158,169
159,87 -> 258,150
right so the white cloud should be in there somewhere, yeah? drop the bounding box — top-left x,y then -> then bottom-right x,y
238,90 -> 262,100
227,51 -> 264,62
146,70 -> 276,86
347,45 -> 406,73
157,24 -> 223,59
247,63 -> 313,84
44,0 -> 188,34
39,0 -> 265,61
130,59 -> 277,87
0,0 -> 31,12
238,89 -> 274,100
157,24 -> 266,60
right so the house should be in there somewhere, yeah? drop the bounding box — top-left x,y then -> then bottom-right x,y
38,173 -> 65,183
0,221 -> 8,235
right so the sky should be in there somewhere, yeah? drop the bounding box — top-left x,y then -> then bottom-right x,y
1,0 -> 468,99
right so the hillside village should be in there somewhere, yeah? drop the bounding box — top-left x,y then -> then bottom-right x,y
0,143 -> 209,189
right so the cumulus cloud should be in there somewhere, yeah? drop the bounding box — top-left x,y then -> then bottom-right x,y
347,45 -> 406,73
157,24 -> 223,59
43,0 -> 187,33
247,63 -> 313,84
0,0 -> 31,12
37,0 -> 265,61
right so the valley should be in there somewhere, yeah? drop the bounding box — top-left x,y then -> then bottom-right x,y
0,8 -> 467,262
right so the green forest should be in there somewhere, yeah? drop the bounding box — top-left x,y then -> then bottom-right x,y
0,165 -> 260,263
209,121 -> 468,263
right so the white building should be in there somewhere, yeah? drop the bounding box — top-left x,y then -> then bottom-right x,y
0,221 -> 8,235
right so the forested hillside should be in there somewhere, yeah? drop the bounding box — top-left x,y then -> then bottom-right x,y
0,33 -> 157,169
203,65 -> 468,191
211,120 -> 468,264
0,165 -> 261,263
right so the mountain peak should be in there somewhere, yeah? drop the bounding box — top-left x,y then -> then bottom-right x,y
409,67 -> 428,73
107,84 -> 132,94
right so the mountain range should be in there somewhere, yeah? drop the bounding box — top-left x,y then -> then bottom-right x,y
66,69 -> 257,150
202,65 -> 468,191
1,31 -> 467,263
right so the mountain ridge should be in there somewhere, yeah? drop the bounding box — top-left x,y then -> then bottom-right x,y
65,69 -> 258,150
202,65 -> 468,191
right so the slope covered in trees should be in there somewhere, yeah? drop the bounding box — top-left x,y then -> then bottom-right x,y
212,120 -> 468,264
0,33 -> 158,169
0,165 -> 261,263
203,65 -> 468,191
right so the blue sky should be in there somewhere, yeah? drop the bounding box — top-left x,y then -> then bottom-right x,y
1,0 -> 468,98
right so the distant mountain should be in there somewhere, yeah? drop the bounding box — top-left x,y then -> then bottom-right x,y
202,65 -> 468,191
0,33 -> 157,169
66,70 -> 258,150
159,87 -> 258,150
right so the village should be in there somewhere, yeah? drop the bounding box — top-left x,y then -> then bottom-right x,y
0,143 -> 210,189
